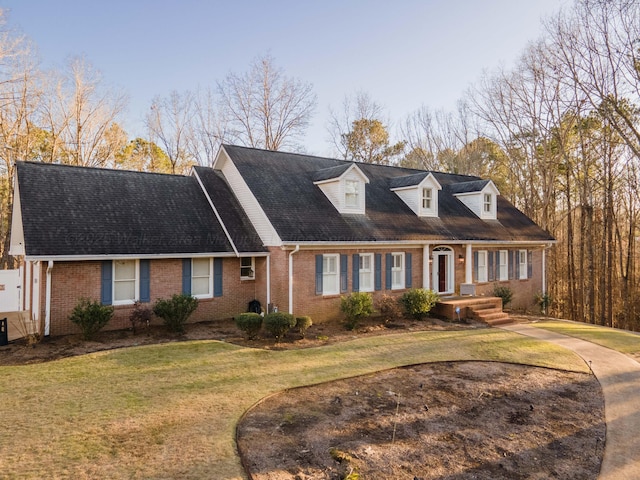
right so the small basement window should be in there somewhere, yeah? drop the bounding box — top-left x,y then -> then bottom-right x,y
240,257 -> 255,280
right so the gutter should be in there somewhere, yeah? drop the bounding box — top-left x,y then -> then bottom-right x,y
288,245 -> 300,314
44,260 -> 53,336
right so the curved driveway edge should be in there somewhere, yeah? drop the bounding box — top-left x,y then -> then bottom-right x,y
500,322 -> 640,480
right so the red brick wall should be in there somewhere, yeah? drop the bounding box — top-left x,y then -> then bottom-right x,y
47,258 -> 262,337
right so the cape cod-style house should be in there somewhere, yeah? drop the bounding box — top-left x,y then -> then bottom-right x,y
10,145 -> 555,337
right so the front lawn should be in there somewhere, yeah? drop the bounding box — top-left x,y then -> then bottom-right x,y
1,329 -> 587,479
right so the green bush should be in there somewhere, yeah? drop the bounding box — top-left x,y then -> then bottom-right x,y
493,285 -> 514,309
235,312 -> 263,339
535,291 -> 553,314
399,288 -> 439,320
295,316 -> 313,338
340,292 -> 374,330
264,312 -> 296,341
69,298 -> 114,340
153,294 -> 198,333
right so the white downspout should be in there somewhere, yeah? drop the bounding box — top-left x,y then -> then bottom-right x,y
266,255 -> 271,308
542,245 -> 548,295
288,245 -> 300,314
44,260 -> 53,336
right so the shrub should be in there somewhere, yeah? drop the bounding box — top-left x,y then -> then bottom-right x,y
153,294 -> 198,334
295,316 -> 313,338
535,291 -> 553,314
129,301 -> 153,334
376,294 -> 403,323
340,292 -> 374,330
69,298 -> 114,340
264,312 -> 296,341
235,312 -> 263,340
493,285 -> 513,309
399,288 -> 439,320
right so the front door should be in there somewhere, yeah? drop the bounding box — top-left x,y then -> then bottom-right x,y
438,255 -> 447,292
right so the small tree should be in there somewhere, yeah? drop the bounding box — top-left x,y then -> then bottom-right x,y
376,294 -> 403,323
153,294 -> 198,334
69,298 -> 114,340
264,312 -> 296,341
129,301 -> 153,334
234,312 -> 263,340
400,288 -> 439,320
340,292 -> 374,330
493,285 -> 513,309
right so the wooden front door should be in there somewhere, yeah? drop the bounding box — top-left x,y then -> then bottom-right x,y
438,255 -> 447,293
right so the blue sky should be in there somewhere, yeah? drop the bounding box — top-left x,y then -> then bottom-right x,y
3,0 -> 565,156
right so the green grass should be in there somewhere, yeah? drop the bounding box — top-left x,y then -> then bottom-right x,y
533,320 -> 640,356
0,329 -> 588,480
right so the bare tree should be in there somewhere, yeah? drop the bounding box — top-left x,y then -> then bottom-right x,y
218,54 -> 316,151
187,86 -> 230,167
146,90 -> 195,174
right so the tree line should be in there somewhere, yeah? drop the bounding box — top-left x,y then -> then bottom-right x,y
0,0 -> 637,330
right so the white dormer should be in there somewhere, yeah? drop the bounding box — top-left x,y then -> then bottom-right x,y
390,172 -> 442,217
451,180 -> 500,220
313,163 -> 370,214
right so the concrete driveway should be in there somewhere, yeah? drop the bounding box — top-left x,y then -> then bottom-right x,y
501,322 -> 640,480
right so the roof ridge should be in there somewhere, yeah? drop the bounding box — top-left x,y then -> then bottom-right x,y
16,160 -> 189,179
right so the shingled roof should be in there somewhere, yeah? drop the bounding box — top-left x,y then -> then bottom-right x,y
220,145 -> 555,244
14,162 -> 263,258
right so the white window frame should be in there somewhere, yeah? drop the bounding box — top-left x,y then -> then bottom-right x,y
499,250 -> 508,281
345,179 -> 360,208
483,193 -> 492,213
391,252 -> 405,290
192,257 -> 213,299
477,250 -> 488,282
323,254 -> 340,296
359,253 -> 374,292
240,257 -> 255,280
113,259 -> 139,306
422,187 -> 432,210
518,250 -> 528,280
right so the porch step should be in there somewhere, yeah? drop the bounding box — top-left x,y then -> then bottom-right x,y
434,296 -> 514,326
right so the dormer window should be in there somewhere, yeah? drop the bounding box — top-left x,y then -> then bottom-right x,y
390,172 -> 441,218
422,188 -> 433,210
313,163 -> 369,214
483,193 -> 492,213
345,180 -> 360,208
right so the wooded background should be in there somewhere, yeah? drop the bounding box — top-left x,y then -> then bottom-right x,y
1,0 -> 637,329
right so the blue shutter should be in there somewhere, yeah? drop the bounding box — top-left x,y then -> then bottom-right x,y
315,255 -> 323,295
340,254 -> 348,293
214,258 -> 223,297
473,251 -> 479,282
374,253 -> 382,291
495,251 -> 501,280
352,254 -> 360,292
101,260 -> 112,305
488,251 -> 495,282
405,252 -> 412,288
139,260 -> 150,303
508,251 -> 514,280
385,253 -> 392,290
527,251 -> 533,279
182,259 -> 191,295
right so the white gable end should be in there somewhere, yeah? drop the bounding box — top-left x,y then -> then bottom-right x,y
454,181 -> 500,220
314,164 -> 369,214
391,173 -> 442,217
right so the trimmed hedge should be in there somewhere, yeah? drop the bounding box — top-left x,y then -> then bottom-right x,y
235,312 -> 263,340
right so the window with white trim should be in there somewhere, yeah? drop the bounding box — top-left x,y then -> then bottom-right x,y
345,180 -> 360,208
518,250 -> 528,280
392,252 -> 405,290
192,258 -> 213,298
477,250 -> 488,282
359,253 -> 374,292
483,193 -> 492,213
323,254 -> 340,295
422,188 -> 432,210
499,250 -> 508,281
240,257 -> 255,280
113,259 -> 138,305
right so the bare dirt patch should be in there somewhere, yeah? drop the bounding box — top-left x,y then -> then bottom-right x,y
237,362 -> 605,480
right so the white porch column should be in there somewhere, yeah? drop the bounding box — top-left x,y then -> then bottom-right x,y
422,244 -> 430,289
465,244 -> 473,284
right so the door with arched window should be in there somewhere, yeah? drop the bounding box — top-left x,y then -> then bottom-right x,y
432,246 -> 454,295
